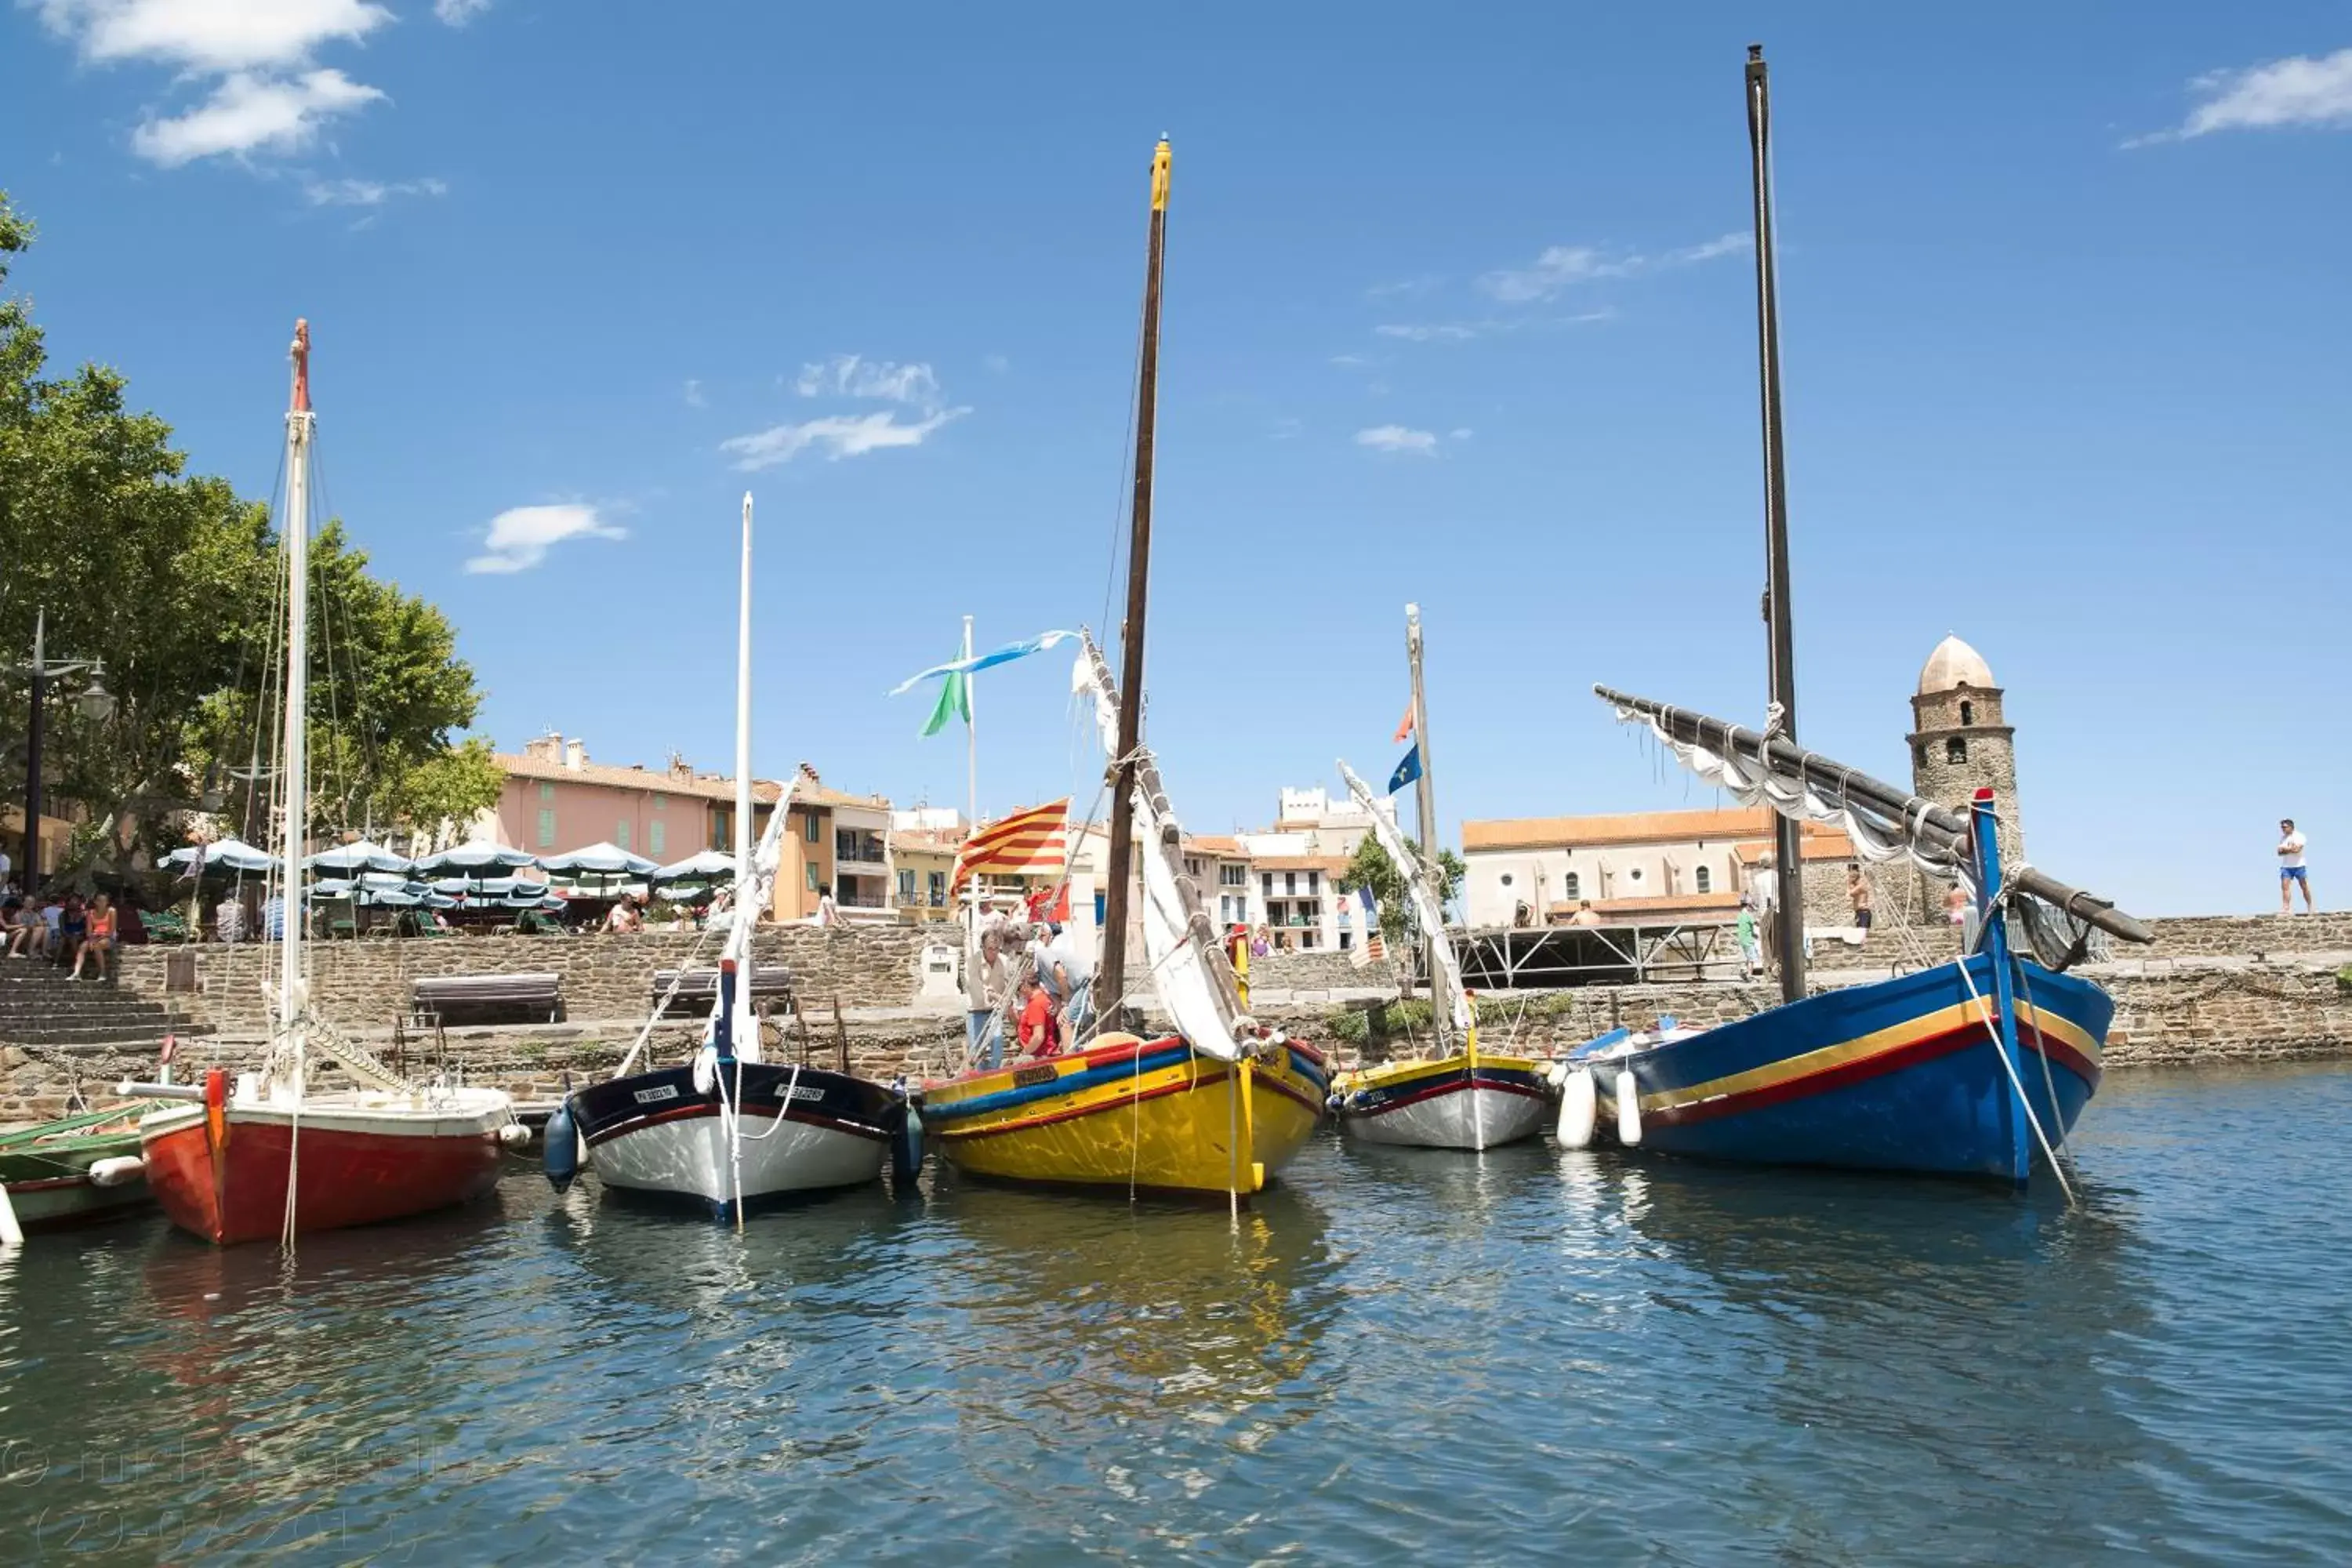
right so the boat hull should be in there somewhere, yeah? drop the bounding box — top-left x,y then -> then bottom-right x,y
139,1089 -> 512,1246
0,1113 -> 152,1230
920,1033 -> 1327,1200
569,1061 -> 895,1216
1581,955 -> 2108,1182
1334,1053 -> 1552,1150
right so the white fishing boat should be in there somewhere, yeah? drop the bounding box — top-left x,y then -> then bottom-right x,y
547,495 -> 907,1220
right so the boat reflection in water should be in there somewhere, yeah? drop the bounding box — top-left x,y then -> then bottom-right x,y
1548,1145 -> 2183,1560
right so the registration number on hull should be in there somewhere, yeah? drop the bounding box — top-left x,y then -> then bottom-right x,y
633,1085 -> 681,1105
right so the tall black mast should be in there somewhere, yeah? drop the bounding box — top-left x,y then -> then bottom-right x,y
1746,45 -> 1806,1002
1094,138 -> 1171,1028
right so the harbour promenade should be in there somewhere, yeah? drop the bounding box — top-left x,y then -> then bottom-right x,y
4,912 -> 2347,1124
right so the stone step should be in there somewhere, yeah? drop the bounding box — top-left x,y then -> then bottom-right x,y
1,1020 -> 212,1047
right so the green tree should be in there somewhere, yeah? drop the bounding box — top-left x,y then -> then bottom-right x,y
1337,832 -> 1466,996
0,191 -> 500,878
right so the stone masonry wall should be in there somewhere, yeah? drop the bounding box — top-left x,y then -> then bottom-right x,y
114,926 -> 951,1034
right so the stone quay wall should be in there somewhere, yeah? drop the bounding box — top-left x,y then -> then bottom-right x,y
114,926 -> 954,1036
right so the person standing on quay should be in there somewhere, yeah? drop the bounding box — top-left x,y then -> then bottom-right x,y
2278,818 -> 2314,914
1847,862 -> 1873,943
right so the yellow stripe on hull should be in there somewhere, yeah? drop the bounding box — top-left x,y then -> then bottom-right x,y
926,1038 -> 1323,1199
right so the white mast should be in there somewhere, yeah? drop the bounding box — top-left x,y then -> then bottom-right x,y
962,613 -> 980,960
278,320 -> 316,1075
733,492 -> 757,1055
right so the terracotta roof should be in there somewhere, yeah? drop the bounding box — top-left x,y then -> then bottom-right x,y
498,752 -> 784,804
1462,804 -> 1776,853
1254,854 -> 1351,873
889,829 -> 960,858
1183,835 -> 1246,858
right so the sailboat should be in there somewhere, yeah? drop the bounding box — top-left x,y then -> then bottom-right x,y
1552,49 -> 2151,1185
0,1105 -> 156,1233
916,140 -> 1329,1203
1328,607 -> 1551,1150
550,495 -> 906,1219
122,321 -> 523,1246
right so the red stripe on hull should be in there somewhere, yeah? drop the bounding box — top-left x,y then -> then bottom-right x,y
1646,1022 -> 2093,1131
1367,1076 -> 1550,1116
583,1100 -> 887,1147
943,1069 -> 1225,1142
143,1116 -> 503,1247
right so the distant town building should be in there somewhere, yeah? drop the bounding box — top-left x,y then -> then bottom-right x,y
889,822 -> 961,924
1907,633 -> 2021,862
1460,805 -> 1853,928
1232,786 -> 1395,952
489,732 -> 779,863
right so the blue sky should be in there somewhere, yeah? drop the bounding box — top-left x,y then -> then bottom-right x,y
5,3 -> 2347,916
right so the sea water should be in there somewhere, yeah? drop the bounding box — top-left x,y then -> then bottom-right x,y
2,1062 -> 2347,1564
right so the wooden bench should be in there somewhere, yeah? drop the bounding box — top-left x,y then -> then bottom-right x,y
650,966 -> 797,1019
411,972 -> 564,1026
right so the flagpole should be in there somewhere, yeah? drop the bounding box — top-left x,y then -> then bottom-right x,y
963,614 -> 979,967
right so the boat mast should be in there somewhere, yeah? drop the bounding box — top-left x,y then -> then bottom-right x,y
733,492 -> 756,1047
1746,45 -> 1806,1003
278,320 -> 315,1071
1095,136 -> 1171,1029
1403,604 -> 1452,1046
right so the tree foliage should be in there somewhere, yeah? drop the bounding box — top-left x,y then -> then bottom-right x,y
1337,831 -> 1466,956
0,191 -> 500,877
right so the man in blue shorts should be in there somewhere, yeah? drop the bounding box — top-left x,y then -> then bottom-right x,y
2278,819 -> 2314,914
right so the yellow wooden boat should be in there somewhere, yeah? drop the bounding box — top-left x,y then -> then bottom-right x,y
921,1031 -> 1327,1200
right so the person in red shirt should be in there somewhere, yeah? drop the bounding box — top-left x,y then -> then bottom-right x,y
1015,972 -> 1062,1058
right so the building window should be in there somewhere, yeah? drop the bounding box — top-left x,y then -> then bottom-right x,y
649,820 -> 666,856
928,871 -> 946,907
1695,866 -> 1711,894
1947,737 -> 1968,764
1307,870 -> 1320,895
617,819 -> 632,850
1285,873 -> 1297,896
710,808 -> 731,851
653,792 -> 667,811
1221,864 -> 1246,887
1300,928 -> 1318,950
1958,700 -> 1974,727
1262,873 -> 1273,898
1628,866 -> 1643,884
1564,871 -> 1579,899
897,869 -> 916,902
1338,928 -> 1352,950
805,864 -> 819,891
804,812 -> 821,844
1501,873 -> 1515,888
538,781 -> 554,803
1915,744 -> 1927,768
536,808 -> 556,848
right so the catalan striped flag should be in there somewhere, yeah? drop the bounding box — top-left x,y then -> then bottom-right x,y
952,798 -> 1072,892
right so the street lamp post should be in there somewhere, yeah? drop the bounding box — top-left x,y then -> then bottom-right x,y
12,607 -> 115,891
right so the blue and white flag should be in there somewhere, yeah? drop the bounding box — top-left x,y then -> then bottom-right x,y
1386,744 -> 1422,795
888,630 -> 1080,695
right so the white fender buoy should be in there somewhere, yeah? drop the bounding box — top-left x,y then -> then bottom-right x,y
0,1181 -> 22,1247
1615,1073 -> 1644,1147
497,1123 -> 532,1149
86,1156 -> 147,1189
691,1048 -> 718,1097
1557,1066 -> 1598,1149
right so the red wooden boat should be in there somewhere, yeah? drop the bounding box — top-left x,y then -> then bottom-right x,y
126,321 -> 522,1246
139,1070 -> 516,1246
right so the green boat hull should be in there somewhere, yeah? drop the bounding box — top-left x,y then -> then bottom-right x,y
0,1106 -> 157,1230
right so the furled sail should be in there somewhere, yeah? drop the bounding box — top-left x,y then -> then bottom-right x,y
1336,760 -> 1471,1039
1074,642 -> 1248,1062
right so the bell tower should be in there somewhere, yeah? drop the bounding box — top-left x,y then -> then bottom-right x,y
1907,633 -> 2020,864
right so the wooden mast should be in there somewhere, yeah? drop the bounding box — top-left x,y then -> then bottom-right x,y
1746,45 -> 1806,1004
1404,604 -> 1452,1047
1095,136 -> 1171,1029
278,319 -> 316,1083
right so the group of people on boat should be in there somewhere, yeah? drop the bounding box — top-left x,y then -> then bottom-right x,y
963,911 -> 1097,1068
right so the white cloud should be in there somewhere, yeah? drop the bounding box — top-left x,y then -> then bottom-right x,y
434,0 -> 492,24
682,378 -> 706,408
464,503 -> 626,575
2129,48 -> 2352,145
1376,309 -> 1614,343
35,0 -> 390,71
131,68 -> 383,165
1356,425 -> 1441,456
793,354 -> 941,405
34,0 -> 403,168
303,174 -> 445,205
720,408 -> 967,471
1477,232 -> 1748,302
1330,353 -> 1375,368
